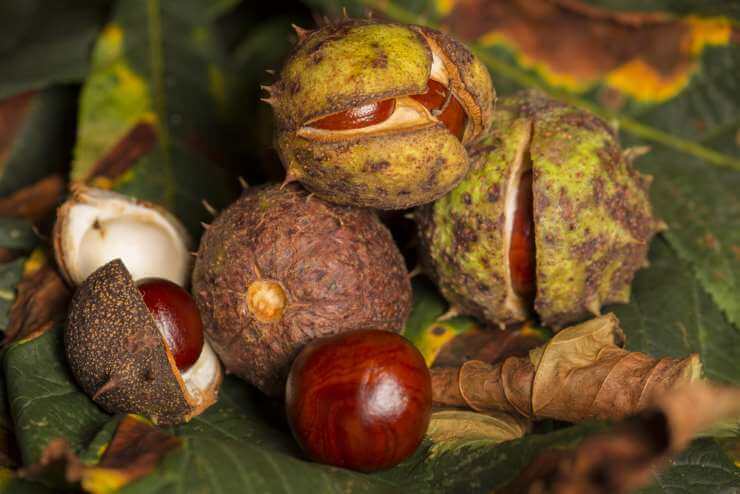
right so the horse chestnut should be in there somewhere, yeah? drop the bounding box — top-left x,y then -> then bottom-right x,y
137,278 -> 205,371
286,330 -> 432,472
269,19 -> 495,209
417,91 -> 663,329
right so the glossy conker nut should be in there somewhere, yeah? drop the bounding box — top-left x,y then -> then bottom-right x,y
312,98 -> 396,130
286,330 -> 432,472
311,80 -> 466,140
410,80 -> 467,140
137,278 -> 204,371
510,168 -> 536,298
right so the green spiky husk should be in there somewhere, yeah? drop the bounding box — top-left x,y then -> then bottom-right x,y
271,19 -> 495,210
418,91 -> 662,329
278,125 -> 470,209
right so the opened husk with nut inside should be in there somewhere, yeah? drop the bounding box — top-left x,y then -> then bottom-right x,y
268,19 -> 495,209
417,91 -> 664,329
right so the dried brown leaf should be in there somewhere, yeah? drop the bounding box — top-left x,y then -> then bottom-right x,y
2,254 -> 70,345
21,415 -> 180,493
501,383 -> 740,494
0,174 -> 64,222
431,314 -> 702,422
441,0 -> 729,104
80,415 -> 181,493
427,410 -> 529,447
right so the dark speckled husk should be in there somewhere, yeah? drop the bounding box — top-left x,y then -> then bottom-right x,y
192,184 -> 413,397
66,260 -> 193,425
271,19 -> 495,210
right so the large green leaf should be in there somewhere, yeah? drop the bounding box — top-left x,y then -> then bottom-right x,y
613,239 -> 740,384
2,327 -> 108,465
0,220 -> 36,252
71,0 -> 242,234
0,1 -> 110,99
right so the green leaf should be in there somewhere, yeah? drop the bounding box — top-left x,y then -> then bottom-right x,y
613,238 -> 740,384
637,438 -> 740,494
72,0 -> 242,235
0,1 -> 110,99
0,258 -> 24,333
0,220 -> 36,252
2,326 -> 108,465
0,474 -> 56,494
0,87 -> 78,196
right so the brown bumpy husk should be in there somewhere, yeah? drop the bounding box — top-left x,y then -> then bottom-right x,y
192,184 -> 412,397
431,314 -> 702,422
66,260 -> 219,425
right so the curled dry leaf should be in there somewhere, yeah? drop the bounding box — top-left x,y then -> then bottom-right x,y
431,314 -> 702,422
21,415 -> 180,493
2,253 -> 70,345
0,174 -> 64,223
501,383 -> 740,494
427,410 -> 529,448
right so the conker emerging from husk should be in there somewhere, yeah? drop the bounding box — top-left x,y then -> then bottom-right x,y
192,184 -> 412,397
269,19 -> 495,209
66,260 -> 221,425
417,91 -> 664,329
286,330 -> 432,472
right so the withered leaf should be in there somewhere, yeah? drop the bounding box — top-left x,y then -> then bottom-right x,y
427,410 -> 529,447
0,174 -> 64,223
432,314 -> 702,422
2,255 -> 70,345
501,383 -> 740,494
21,415 -> 180,493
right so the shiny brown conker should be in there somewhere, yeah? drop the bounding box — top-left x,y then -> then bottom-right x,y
509,168 -> 536,299
137,278 -> 205,371
285,330 -> 432,472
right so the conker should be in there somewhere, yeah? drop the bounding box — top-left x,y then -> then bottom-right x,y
137,278 -> 204,371
286,330 -> 432,472
509,168 -> 535,299
311,80 -> 466,140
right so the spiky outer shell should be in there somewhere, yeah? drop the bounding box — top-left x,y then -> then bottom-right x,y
66,260 -> 209,425
192,184 -> 412,397
417,91 -> 662,329
271,20 -> 495,210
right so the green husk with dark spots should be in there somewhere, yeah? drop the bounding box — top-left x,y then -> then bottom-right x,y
417,91 -> 663,329
271,19 -> 495,209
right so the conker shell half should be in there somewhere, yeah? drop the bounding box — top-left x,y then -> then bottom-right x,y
192,184 -> 412,396
417,91 -> 663,329
271,20 -> 495,209
66,260 -> 221,425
